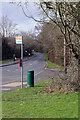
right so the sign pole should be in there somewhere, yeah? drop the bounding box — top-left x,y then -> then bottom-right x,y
16,36 -> 23,88
21,37 -> 23,88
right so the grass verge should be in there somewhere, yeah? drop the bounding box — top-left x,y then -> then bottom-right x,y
44,54 -> 63,68
44,54 -> 71,72
0,56 -> 30,64
2,79 -> 78,118
0,58 -> 19,64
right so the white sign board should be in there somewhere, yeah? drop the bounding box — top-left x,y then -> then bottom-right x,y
16,36 -> 22,44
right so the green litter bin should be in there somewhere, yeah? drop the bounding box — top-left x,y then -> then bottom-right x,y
27,70 -> 34,87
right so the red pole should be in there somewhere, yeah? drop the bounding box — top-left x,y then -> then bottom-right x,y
19,58 -> 21,67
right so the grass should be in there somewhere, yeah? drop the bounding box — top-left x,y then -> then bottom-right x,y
44,54 -> 62,68
2,79 -> 78,118
0,58 -> 19,64
47,61 -> 61,68
44,54 -> 71,73
0,57 -> 29,64
59,67 -> 72,72
59,68 -> 64,72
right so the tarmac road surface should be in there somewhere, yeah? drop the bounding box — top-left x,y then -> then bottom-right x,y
2,53 -> 63,92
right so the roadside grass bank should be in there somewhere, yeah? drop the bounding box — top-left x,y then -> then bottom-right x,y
44,54 -> 61,68
2,79 -> 78,118
0,58 -> 19,64
0,56 -> 33,64
44,54 -> 72,72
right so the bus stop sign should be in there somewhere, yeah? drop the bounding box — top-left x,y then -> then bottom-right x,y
16,36 -> 22,44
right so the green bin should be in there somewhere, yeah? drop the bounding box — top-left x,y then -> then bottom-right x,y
27,70 -> 34,87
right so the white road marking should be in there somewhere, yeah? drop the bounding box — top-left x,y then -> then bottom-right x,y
2,88 -> 11,91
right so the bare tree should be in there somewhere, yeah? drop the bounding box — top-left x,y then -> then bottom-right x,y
0,15 -> 18,37
12,1 -> 79,59
20,31 -> 36,55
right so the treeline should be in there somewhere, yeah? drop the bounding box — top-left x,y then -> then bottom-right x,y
36,23 -> 64,66
2,32 -> 37,60
36,20 -> 79,67
2,37 -> 14,60
0,16 -> 38,60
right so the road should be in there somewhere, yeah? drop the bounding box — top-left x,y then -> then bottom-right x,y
2,53 -> 62,92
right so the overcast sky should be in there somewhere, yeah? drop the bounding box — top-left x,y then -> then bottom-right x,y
1,2 -> 41,34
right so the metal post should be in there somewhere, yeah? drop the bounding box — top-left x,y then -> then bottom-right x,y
21,37 -> 23,88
